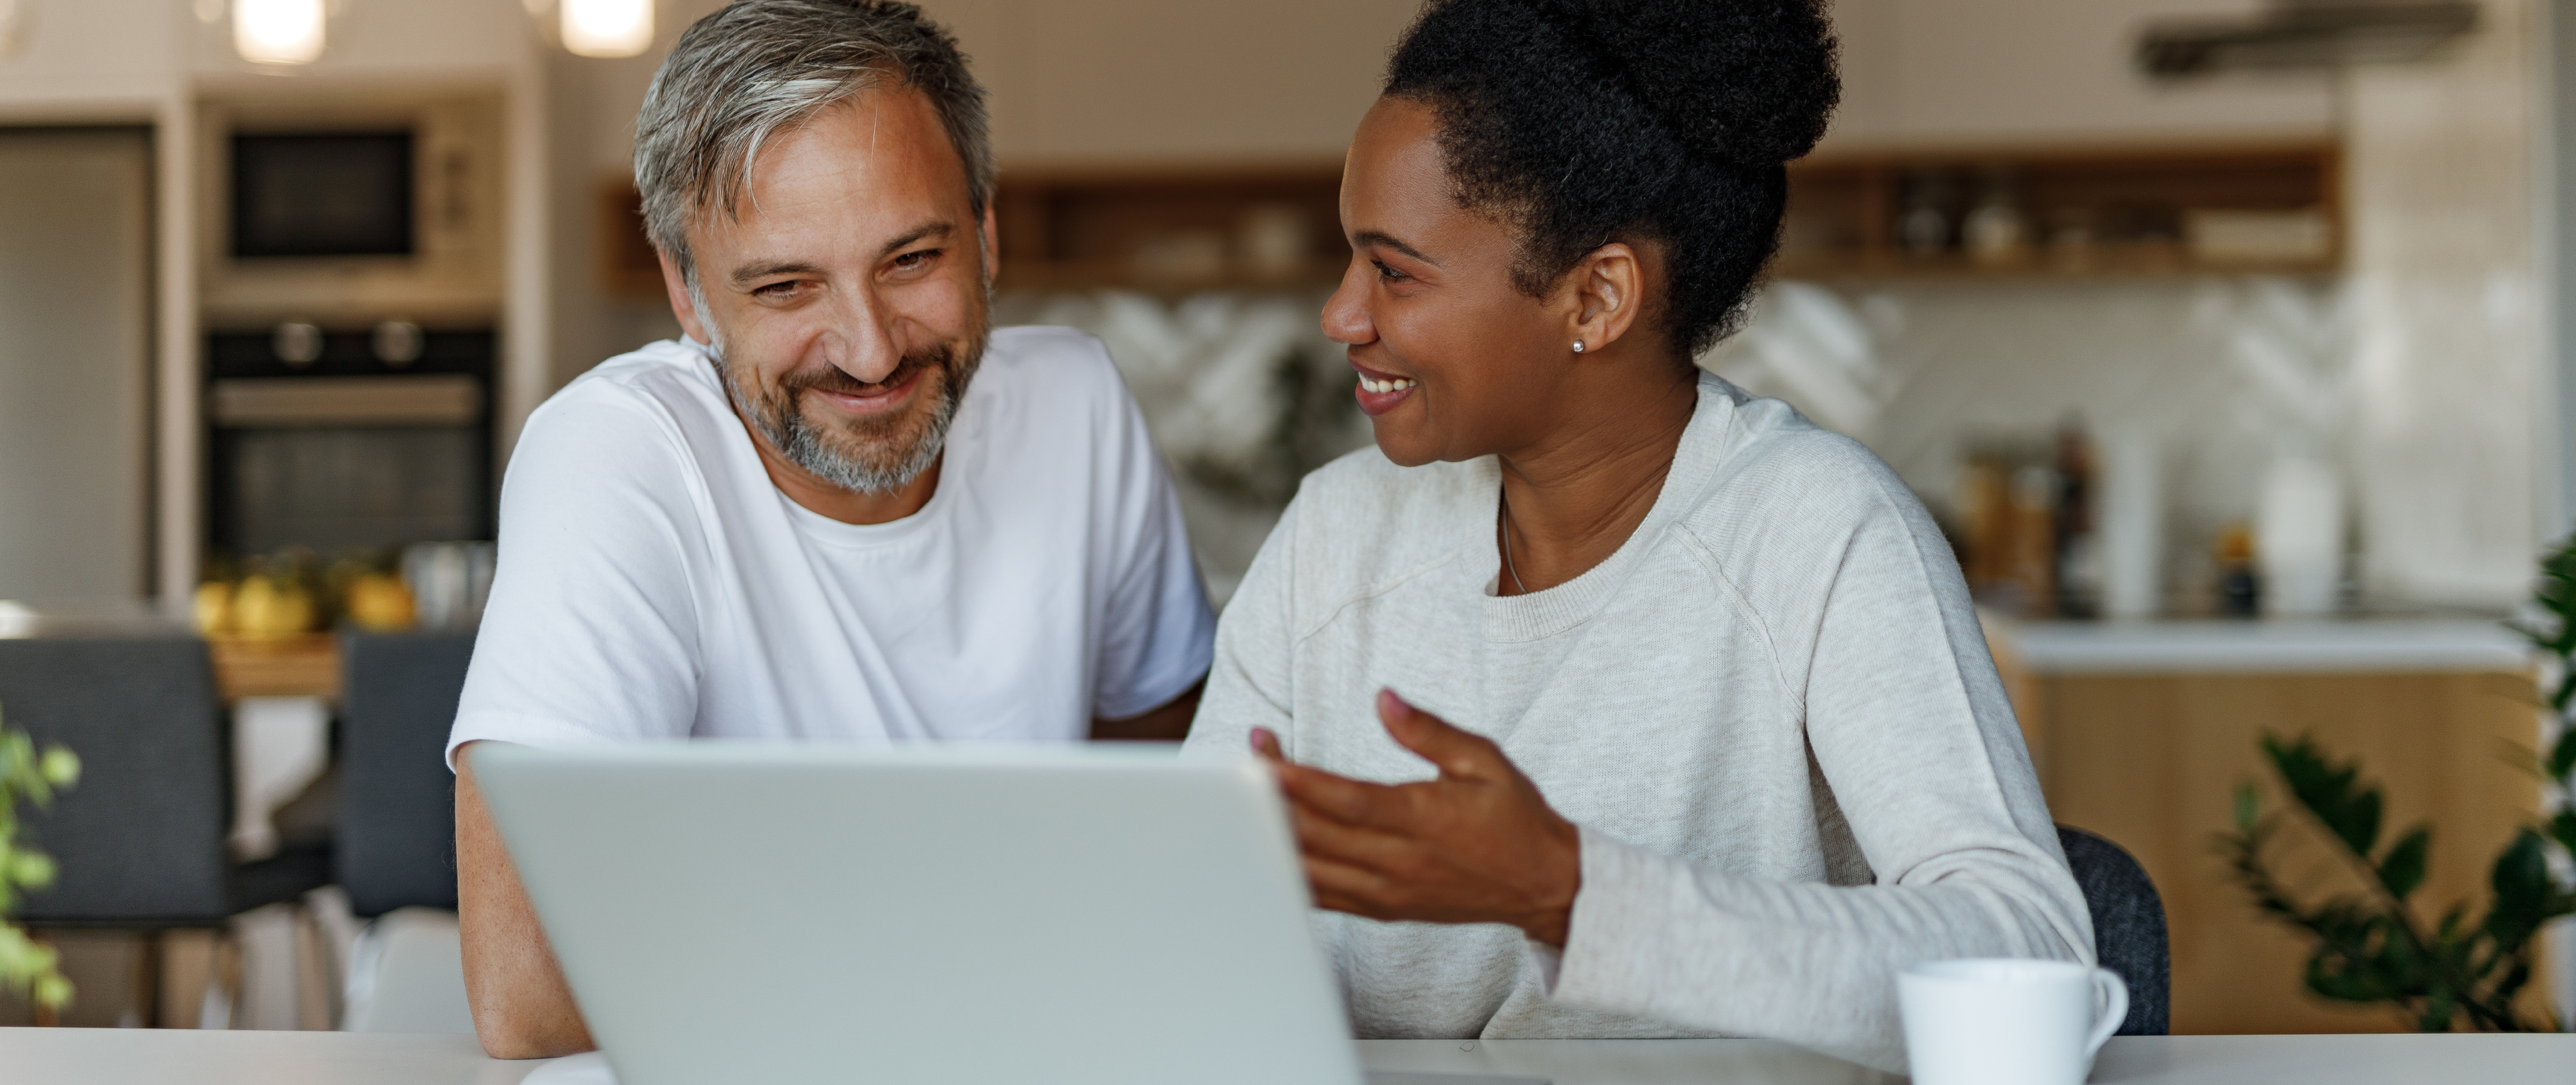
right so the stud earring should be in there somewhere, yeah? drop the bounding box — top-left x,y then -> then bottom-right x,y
1572,339 -> 1586,354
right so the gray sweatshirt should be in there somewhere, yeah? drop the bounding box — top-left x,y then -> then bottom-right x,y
1181,372 -> 2093,1074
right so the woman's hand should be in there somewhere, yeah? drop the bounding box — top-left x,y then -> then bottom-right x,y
1252,690 -> 1583,946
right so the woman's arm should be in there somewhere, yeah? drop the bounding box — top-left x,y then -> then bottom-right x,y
1178,500 -> 1302,757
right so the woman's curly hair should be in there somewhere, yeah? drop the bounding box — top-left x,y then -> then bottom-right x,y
1384,0 -> 1839,359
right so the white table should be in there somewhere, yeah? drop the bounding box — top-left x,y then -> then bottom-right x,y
2,1030 -> 2570,1083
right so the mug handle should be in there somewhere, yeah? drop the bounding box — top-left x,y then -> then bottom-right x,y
2085,968 -> 2131,1059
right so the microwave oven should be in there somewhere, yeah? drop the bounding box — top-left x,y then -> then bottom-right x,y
231,131 -> 416,259
198,94 -> 504,325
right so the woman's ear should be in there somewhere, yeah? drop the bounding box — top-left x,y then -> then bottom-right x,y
1565,242 -> 1645,355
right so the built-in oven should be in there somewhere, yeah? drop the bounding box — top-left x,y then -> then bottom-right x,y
204,323 -> 494,559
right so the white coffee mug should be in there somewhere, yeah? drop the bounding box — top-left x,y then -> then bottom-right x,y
1898,957 -> 2127,1085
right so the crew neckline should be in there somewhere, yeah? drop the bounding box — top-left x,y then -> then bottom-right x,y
1478,373 -> 1737,643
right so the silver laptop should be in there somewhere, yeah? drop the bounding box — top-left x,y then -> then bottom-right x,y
478,742 -> 1546,1085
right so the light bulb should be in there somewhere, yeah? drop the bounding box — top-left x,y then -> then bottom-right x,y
562,0 -> 652,59
234,0 -> 325,65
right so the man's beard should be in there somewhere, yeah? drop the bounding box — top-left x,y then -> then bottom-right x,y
713,333 -> 986,495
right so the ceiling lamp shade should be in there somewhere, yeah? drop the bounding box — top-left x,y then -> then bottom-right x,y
563,0 -> 653,59
234,0 -> 325,66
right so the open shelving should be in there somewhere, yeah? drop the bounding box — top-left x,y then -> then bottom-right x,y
594,140 -> 2343,298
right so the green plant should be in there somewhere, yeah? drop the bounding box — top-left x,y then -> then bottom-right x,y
2520,535 -> 2576,874
2222,735 -> 2572,1031
2221,534 -> 2576,1032
0,700 -> 78,1012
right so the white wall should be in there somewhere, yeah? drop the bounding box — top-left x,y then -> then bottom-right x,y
928,0 -> 1415,166
1825,0 -> 2336,150
2342,0 -> 2549,606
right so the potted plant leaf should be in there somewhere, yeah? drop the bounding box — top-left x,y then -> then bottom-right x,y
0,700 -> 79,1016
2222,537 -> 2576,1031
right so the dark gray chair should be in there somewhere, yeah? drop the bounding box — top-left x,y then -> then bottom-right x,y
334,630 -> 476,917
0,634 -> 329,926
2057,824 -> 2171,1035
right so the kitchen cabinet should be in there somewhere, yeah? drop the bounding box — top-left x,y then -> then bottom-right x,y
1995,619 -> 2549,1034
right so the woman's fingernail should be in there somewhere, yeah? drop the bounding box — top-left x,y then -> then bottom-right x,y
1379,688 -> 1408,714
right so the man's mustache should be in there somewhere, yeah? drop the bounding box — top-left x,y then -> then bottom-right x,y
782,344 -> 953,397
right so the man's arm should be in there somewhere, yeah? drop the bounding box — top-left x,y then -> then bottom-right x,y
1089,677 -> 1204,741
455,741 -> 595,1059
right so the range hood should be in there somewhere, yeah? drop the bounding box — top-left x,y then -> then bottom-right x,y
2138,1 -> 2479,77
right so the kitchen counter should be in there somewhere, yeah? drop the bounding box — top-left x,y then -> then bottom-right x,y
2001,615 -> 2532,675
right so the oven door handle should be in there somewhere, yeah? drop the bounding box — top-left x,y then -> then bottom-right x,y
208,375 -> 483,427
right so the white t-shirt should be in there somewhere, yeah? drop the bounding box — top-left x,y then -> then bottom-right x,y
446,326 -> 1215,765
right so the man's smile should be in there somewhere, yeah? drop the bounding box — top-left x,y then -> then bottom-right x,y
802,364 -> 928,418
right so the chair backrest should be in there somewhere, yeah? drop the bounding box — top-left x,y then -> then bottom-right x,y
0,635 -> 233,925
336,630 -> 476,917
2056,824 -> 2171,1035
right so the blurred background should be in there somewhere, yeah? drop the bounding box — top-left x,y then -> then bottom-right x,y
0,0 -> 2570,1049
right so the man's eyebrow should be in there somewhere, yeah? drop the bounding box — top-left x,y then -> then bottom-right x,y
726,222 -> 960,287
1351,230 -> 1439,267
878,221 -> 954,259
729,259 -> 824,287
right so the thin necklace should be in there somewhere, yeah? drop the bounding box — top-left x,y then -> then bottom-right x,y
1499,495 -> 1529,596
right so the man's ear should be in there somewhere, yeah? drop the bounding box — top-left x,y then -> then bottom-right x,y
1565,242 -> 1645,355
979,202 -> 1000,290
658,249 -> 712,345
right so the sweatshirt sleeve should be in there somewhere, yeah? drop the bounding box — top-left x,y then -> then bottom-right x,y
1179,498 -> 1301,759
1547,448 -> 2093,1074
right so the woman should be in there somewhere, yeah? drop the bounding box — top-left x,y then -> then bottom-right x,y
1178,0 -> 2092,1073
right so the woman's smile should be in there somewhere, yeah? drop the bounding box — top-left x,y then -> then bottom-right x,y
1351,360 -> 1420,416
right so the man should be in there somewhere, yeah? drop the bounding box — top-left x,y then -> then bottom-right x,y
448,0 -> 1214,1058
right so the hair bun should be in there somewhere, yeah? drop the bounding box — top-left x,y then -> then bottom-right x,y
1552,0 -> 1839,167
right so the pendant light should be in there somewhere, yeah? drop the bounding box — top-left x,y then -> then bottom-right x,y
562,0 -> 653,59
234,0 -> 326,66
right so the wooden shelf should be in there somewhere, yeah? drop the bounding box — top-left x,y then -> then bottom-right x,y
996,256 -> 1344,294
594,143 -> 2340,296
1779,139 -> 2342,280
1773,245 -> 2337,282
992,162 -> 1345,294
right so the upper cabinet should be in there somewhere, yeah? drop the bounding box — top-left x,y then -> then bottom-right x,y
1822,0 -> 2337,151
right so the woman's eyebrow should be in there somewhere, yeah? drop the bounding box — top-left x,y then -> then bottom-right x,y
1351,229 -> 1440,267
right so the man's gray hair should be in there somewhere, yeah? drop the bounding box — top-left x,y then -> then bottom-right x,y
633,0 -> 995,285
